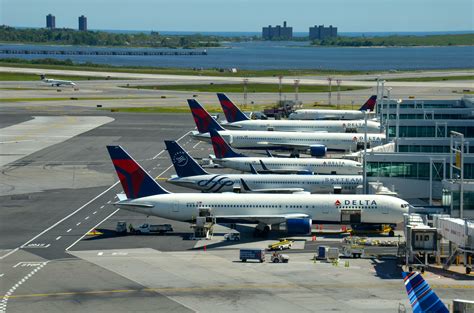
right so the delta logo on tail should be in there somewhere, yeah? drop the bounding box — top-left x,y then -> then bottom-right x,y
111,158 -> 145,199
187,99 -> 223,133
360,95 -> 377,111
402,271 -> 448,313
217,93 -> 248,123
211,132 -> 230,158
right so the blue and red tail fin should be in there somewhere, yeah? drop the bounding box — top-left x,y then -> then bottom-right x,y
402,272 -> 448,313
210,129 -> 246,159
107,146 -> 169,199
187,99 -> 224,133
217,93 -> 249,123
165,140 -> 208,177
359,95 -> 377,111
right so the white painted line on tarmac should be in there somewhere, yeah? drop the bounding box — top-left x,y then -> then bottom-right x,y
65,208 -> 120,251
76,222 -> 81,226
93,211 -> 97,215
156,164 -> 174,179
0,274 -> 4,278
12,181 -> 120,254
55,236 -> 62,241
152,131 -> 189,160
192,141 -> 201,149
0,249 -> 19,260
85,216 -> 89,220
107,200 -> 111,204
66,228 -> 72,233
98,252 -> 103,256
100,205 -> 105,209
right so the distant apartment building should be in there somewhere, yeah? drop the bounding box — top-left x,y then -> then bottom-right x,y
309,25 -> 337,40
78,15 -> 87,31
262,21 -> 293,40
46,14 -> 56,29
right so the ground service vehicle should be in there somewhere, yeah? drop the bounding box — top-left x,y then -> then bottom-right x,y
240,249 -> 265,262
268,239 -> 293,250
224,232 -> 241,241
116,221 -> 127,234
133,223 -> 173,234
271,252 -> 290,263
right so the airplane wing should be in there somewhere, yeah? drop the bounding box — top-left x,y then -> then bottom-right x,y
215,213 -> 310,225
239,178 -> 305,194
256,141 -> 311,151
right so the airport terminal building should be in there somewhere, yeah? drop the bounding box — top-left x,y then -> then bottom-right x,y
355,96 -> 474,217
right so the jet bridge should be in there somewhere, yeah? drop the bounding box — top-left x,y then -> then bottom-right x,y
433,215 -> 474,274
403,213 -> 438,272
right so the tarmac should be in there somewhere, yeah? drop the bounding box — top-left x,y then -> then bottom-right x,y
0,78 -> 473,313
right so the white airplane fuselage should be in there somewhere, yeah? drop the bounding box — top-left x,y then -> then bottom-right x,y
289,109 -> 372,120
167,174 -> 363,193
221,119 -> 381,133
116,193 -> 409,225
213,157 -> 362,175
193,130 -> 385,152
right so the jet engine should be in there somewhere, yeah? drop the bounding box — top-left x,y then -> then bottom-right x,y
309,144 -> 327,157
286,218 -> 312,235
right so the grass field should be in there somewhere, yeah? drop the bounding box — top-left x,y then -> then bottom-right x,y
0,60 -> 370,77
388,75 -> 474,82
122,83 -> 366,93
0,96 -> 151,102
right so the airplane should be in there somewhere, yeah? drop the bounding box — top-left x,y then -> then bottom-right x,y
165,140 -> 363,194
402,271 -> 449,313
188,99 -> 385,157
288,95 -> 377,120
40,74 -> 76,87
217,93 -> 381,133
107,145 -> 410,236
209,129 -> 363,175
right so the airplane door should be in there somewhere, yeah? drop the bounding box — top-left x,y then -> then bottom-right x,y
341,210 -> 361,224
382,205 -> 389,214
172,201 -> 179,213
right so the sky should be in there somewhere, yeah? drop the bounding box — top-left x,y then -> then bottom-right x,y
1,0 -> 473,32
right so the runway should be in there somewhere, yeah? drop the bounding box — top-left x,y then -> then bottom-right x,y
0,81 -> 473,312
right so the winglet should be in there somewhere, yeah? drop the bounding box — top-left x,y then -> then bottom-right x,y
402,271 -> 449,313
217,93 -> 250,122
165,140 -> 208,177
107,145 -> 169,199
210,129 -> 246,158
249,164 -> 259,175
239,178 -> 252,192
187,99 -> 224,133
259,160 -> 270,171
359,95 -> 377,112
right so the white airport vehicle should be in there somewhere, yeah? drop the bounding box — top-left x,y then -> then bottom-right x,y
189,99 -> 385,156
217,93 -> 381,133
107,145 -> 410,236
132,223 -> 173,234
288,96 -> 376,120
165,140 -> 362,193
40,74 -> 77,87
224,232 -> 241,241
271,253 -> 290,263
209,129 -> 363,175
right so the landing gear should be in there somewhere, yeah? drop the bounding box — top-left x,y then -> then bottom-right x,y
253,223 -> 270,237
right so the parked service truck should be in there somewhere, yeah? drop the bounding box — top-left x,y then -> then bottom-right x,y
240,249 -> 265,263
133,223 -> 173,235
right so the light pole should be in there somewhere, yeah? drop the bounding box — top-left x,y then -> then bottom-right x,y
396,99 -> 402,152
336,79 -> 341,109
386,87 -> 392,140
379,80 -> 385,127
294,79 -> 300,103
243,78 -> 249,109
363,110 -> 368,194
278,76 -> 283,104
327,77 -> 333,105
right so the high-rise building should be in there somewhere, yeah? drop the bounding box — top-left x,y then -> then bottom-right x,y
309,25 -> 338,40
46,14 -> 56,29
262,21 -> 293,40
78,15 -> 87,31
